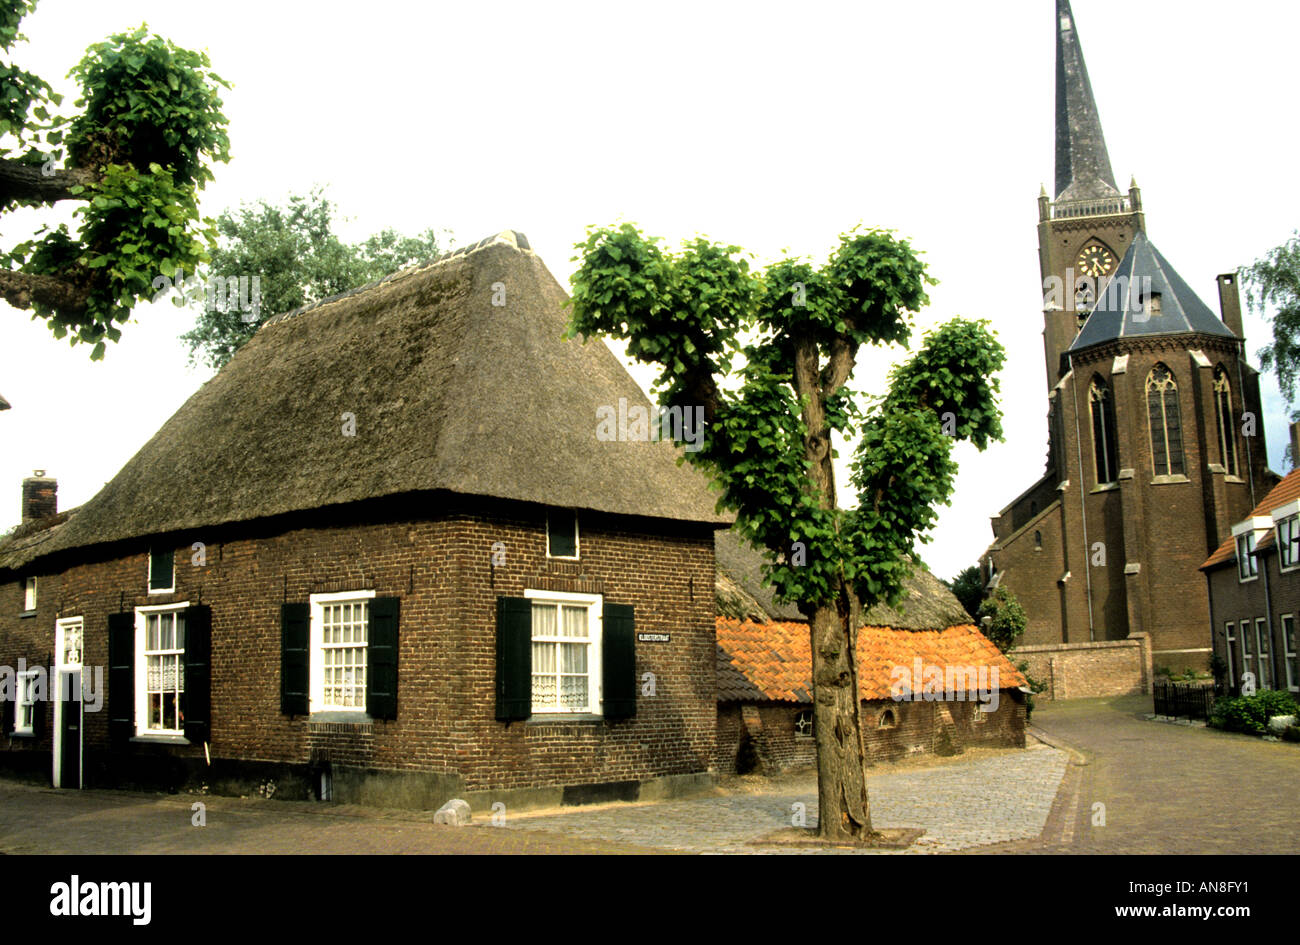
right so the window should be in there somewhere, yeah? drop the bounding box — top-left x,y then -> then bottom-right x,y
1089,376 -> 1119,484
14,670 -> 39,735
526,590 -> 601,714
57,617 -> 82,668
148,547 -> 175,593
1280,515 -> 1300,572
878,708 -> 897,730
1225,622 -> 1237,692
1241,616 -> 1253,668
1237,533 -> 1258,581
794,709 -> 813,737
22,577 -> 36,612
1256,618 -> 1273,690
1146,364 -> 1184,477
1283,615 -> 1298,692
1143,292 -> 1163,317
547,510 -> 579,559
136,605 -> 186,735
309,591 -> 374,713
1213,367 -> 1239,477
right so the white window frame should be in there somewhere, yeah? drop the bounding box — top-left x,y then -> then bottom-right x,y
134,601 -> 190,737
1225,621 -> 1237,692
22,576 -> 36,612
546,510 -> 580,561
56,616 -> 83,670
524,588 -> 602,715
1283,615 -> 1298,693
309,590 -> 375,715
14,670 -> 39,735
1236,533 -> 1259,582
1255,617 -> 1273,690
147,547 -> 175,595
1274,501 -> 1300,573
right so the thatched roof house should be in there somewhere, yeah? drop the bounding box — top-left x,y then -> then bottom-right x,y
713,531 -> 1027,771
0,231 -> 728,807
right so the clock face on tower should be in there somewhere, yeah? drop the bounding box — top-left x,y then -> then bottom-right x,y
1077,243 -> 1115,279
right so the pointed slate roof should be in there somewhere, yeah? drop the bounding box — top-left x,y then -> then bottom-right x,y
1,231 -> 728,571
1055,0 -> 1119,200
1069,231 -> 1237,352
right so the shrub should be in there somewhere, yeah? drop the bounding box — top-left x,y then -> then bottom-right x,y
1209,689 -> 1300,735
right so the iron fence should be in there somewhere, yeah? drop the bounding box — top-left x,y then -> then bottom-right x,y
1153,681 -> 1216,722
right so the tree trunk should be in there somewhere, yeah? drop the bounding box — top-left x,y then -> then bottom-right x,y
0,159 -> 96,205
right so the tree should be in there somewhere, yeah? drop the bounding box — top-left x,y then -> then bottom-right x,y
976,586 -> 1026,654
568,223 -> 1005,841
947,564 -> 984,618
1244,231 -> 1300,423
177,189 -> 445,368
0,1 -> 231,358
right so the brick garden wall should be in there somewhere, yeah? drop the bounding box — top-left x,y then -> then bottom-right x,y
1014,634 -> 1152,700
0,495 -> 718,799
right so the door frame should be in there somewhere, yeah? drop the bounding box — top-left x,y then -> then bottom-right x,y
52,617 -> 84,789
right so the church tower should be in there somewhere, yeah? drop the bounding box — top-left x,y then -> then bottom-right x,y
983,0 -> 1275,672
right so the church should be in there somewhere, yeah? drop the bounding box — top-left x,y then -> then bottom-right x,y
982,0 -> 1276,677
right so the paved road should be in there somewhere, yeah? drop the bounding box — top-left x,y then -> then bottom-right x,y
1008,694 -> 1300,854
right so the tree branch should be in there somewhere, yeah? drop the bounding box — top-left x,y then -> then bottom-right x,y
0,160 -> 97,205
0,268 -> 89,314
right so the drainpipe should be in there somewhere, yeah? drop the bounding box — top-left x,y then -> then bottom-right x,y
1067,354 -> 1097,642
1235,340 -> 1257,508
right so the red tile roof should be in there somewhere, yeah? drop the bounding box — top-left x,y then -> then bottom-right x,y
1202,469 -> 1300,570
716,617 -> 1026,704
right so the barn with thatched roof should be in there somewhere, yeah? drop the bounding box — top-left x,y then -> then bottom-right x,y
0,231 -> 730,808
714,531 -> 1027,774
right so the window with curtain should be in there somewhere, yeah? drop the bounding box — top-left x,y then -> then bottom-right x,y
1146,364 -> 1184,477
1213,367 -> 1239,477
531,599 -> 596,713
144,609 -> 186,732
1089,376 -> 1119,484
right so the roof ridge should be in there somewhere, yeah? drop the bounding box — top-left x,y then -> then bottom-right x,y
260,230 -> 532,330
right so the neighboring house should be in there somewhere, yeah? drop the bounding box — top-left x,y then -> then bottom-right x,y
983,0 -> 1275,681
1201,439 -> 1300,697
0,231 -> 729,809
714,532 -> 1026,774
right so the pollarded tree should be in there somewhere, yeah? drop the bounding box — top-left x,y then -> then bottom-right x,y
569,224 -> 1005,841
0,1 -> 230,358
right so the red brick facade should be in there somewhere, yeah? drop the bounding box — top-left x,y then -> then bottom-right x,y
0,495 -> 718,802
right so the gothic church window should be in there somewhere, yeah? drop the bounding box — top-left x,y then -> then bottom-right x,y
1213,367 -> 1239,477
1089,376 -> 1119,484
1146,364 -> 1185,477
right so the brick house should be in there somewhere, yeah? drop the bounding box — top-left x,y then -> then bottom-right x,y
0,231 -> 729,809
714,533 -> 1026,774
1201,436 -> 1300,697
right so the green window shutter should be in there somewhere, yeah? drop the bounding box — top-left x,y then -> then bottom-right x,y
602,602 -> 636,720
496,597 -> 532,721
367,597 -> 399,720
280,603 -> 309,716
183,605 -> 212,743
108,612 -> 135,744
149,548 -> 174,590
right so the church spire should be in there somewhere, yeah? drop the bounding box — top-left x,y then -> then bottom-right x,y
1054,0 -> 1119,200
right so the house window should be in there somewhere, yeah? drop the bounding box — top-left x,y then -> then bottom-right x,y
57,617 -> 83,668
309,591 -> 374,713
547,510 -> 579,559
1145,364 -> 1184,477
1213,367 -> 1239,477
794,709 -> 813,737
526,590 -> 601,714
1089,376 -> 1119,484
22,576 -> 37,612
14,670 -> 39,735
1225,622 -> 1237,691
148,547 -> 175,593
1237,533 -> 1258,582
1280,516 -> 1300,571
1241,615 -> 1253,686
1283,615 -> 1298,692
1256,618 -> 1273,690
135,604 -> 187,735
878,708 -> 897,730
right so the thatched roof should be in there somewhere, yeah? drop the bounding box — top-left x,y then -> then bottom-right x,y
714,530 -> 973,630
1,231 -> 727,572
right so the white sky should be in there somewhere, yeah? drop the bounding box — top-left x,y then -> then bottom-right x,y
2,0 -> 1297,582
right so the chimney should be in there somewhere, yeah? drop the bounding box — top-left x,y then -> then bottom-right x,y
1218,272 -> 1244,339
1291,423 -> 1300,471
21,470 -> 56,524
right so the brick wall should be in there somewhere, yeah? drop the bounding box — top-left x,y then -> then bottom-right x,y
1015,634 -> 1152,700
0,495 -> 718,796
